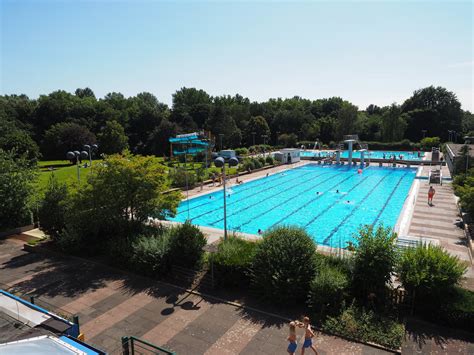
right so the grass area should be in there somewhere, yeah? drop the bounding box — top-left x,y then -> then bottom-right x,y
36,160 -> 101,191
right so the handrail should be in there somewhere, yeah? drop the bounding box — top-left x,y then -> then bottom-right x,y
121,336 -> 175,355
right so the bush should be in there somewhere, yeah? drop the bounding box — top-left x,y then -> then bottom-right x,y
397,243 -> 467,298
235,147 -> 249,156
428,287 -> 474,331
265,155 -> 275,165
170,167 -> 196,189
130,234 -> 171,276
213,237 -> 258,287
308,263 -> 349,313
353,225 -> 397,300
249,226 -> 317,304
38,174 -> 68,241
420,137 -> 440,150
169,221 -> 206,268
258,156 -> 266,166
364,140 -> 414,151
323,301 -> 404,350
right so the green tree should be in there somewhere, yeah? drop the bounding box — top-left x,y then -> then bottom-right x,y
352,225 -> 398,299
244,116 -> 271,146
97,120 -> 128,154
336,102 -> 359,139
0,119 -> 40,165
74,87 -> 96,99
205,104 -> 242,148
381,104 -> 407,142
397,244 -> 467,299
61,153 -> 181,251
0,150 -> 36,231
38,174 -> 68,240
278,133 -> 298,147
42,122 -> 96,160
402,86 -> 462,141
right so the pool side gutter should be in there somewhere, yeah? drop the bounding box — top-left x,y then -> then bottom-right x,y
394,165 -> 422,236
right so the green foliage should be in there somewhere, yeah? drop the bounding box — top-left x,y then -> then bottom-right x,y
130,234 -> 172,276
265,155 -> 275,165
43,122 -> 96,160
0,119 -> 41,165
0,150 -> 36,231
322,301 -> 404,350
97,120 -> 128,154
213,237 -> 258,287
169,167 -> 196,189
168,221 -> 207,268
352,225 -> 397,299
244,115 -> 271,146
420,136 -> 440,150
278,133 -> 298,148
381,104 -> 407,142
38,174 -> 68,241
249,226 -> 317,304
234,147 -> 249,156
397,243 -> 466,297
308,262 -> 349,313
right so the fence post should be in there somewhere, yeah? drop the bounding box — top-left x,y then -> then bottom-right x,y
121,336 -> 129,355
73,315 -> 80,335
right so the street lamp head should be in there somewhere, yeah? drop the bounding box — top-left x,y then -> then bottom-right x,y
66,151 -> 76,160
229,157 -> 239,167
73,150 -> 81,156
214,157 -> 225,167
80,151 -> 89,159
84,144 -> 91,150
92,144 -> 99,150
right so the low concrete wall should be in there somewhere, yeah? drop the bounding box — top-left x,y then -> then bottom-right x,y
0,225 -> 35,239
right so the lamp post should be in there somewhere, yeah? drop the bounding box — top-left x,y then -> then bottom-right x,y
219,134 -> 224,151
66,150 -> 89,182
421,130 -> 427,139
261,134 -> 268,157
214,156 -> 239,240
83,144 -> 98,169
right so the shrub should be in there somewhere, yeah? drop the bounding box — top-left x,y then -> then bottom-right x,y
258,156 -> 266,166
249,226 -> 317,304
169,221 -> 207,268
170,167 -> 196,189
265,155 -> 275,165
213,237 -> 258,287
430,287 -> 474,331
308,263 -> 349,313
38,174 -> 68,241
352,225 -> 397,300
323,301 -> 404,350
397,243 -> 467,298
235,147 -> 249,156
130,234 -> 171,276
420,137 -> 440,150
364,140 -> 414,151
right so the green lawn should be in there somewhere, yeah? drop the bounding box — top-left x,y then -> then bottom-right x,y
36,160 -> 101,191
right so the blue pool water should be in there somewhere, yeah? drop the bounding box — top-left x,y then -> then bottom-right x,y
300,150 -> 424,161
169,165 -> 416,248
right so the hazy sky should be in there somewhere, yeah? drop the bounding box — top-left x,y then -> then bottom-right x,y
1,0 -> 473,110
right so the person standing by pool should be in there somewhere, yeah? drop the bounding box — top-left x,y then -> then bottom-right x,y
301,317 -> 318,355
428,186 -> 436,205
287,321 -> 299,354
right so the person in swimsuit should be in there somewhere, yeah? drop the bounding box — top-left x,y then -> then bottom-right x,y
301,316 -> 318,355
428,186 -> 435,205
287,321 -> 298,354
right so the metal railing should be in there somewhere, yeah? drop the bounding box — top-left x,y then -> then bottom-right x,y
121,336 -> 175,355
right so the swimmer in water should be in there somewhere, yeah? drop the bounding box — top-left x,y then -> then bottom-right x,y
336,189 -> 339,193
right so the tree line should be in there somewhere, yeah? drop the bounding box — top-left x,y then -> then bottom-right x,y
1,85 -> 472,163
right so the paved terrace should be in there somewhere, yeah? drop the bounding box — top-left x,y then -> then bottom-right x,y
0,237 -> 390,354
407,163 -> 474,290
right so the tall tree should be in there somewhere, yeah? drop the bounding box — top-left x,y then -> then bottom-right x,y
381,104 -> 407,142
244,116 -> 271,145
42,122 -> 96,159
97,120 -> 129,154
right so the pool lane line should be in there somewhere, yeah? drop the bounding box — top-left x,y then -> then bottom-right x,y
321,170 -> 396,246
231,170 -> 355,231
370,171 -> 411,228
268,171 -> 375,229
296,173 -> 375,230
192,169 -> 336,224
175,167 -> 306,216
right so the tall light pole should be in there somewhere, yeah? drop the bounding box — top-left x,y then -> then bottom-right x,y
261,134 -> 268,157
421,130 -> 427,139
83,144 -> 98,169
214,156 -> 239,240
67,150 -> 88,182
219,134 -> 224,151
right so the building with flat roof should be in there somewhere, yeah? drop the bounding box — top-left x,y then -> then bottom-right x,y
445,143 -> 474,175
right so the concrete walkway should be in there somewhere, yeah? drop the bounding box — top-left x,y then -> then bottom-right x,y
408,165 -> 474,290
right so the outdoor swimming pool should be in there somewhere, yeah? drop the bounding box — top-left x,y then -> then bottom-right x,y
169,165 -> 417,248
300,150 -> 424,161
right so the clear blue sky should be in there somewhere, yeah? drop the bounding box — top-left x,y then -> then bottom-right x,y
1,0 -> 472,110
